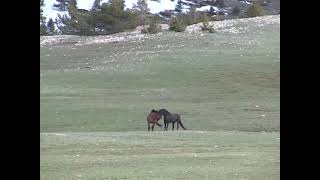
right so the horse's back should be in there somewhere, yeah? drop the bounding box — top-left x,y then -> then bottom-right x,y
147,112 -> 161,123
165,113 -> 179,122
173,113 -> 180,119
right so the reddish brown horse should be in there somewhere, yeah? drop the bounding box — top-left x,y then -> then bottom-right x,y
147,109 -> 162,131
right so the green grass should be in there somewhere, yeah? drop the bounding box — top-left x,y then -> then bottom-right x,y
41,131 -> 279,180
40,17 -> 279,179
40,25 -> 279,132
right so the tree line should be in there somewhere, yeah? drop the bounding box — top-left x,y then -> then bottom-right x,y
40,0 -> 266,36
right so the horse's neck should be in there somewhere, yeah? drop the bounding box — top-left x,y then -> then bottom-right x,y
162,112 -> 170,117
161,109 -> 170,115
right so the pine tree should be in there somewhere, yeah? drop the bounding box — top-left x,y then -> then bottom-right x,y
143,15 -> 161,34
56,4 -> 91,35
53,0 -> 67,11
56,0 -> 139,35
69,0 -> 77,6
92,0 -> 101,10
202,13 -> 209,29
47,18 -> 56,35
231,6 -> 241,16
247,1 -> 265,17
40,0 -> 48,35
201,13 -> 215,32
40,0 -> 45,22
133,0 -> 150,26
133,0 -> 149,13
175,0 -> 183,13
215,0 -> 225,8
169,16 -> 186,32
53,0 -> 77,11
68,4 -> 92,35
55,14 -> 73,34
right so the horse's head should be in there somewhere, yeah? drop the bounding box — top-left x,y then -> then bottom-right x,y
158,109 -> 169,116
149,109 -> 162,120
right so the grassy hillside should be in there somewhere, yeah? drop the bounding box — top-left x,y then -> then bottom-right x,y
41,15 -> 280,179
41,16 -> 279,132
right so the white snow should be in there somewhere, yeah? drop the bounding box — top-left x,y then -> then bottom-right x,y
196,5 -> 219,12
142,0 -> 178,14
181,0 -> 196,5
43,0 -> 68,21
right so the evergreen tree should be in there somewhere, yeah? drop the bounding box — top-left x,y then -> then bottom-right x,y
56,4 -> 91,35
200,12 -> 215,32
40,24 -> 48,35
169,16 -> 186,32
40,0 -> 45,22
56,0 -> 139,35
231,6 -> 240,16
133,0 -> 149,13
55,14 -> 73,34
53,0 -> 77,11
92,0 -> 101,10
69,0 -> 77,6
201,12 -> 209,29
215,0 -> 225,8
47,18 -> 56,35
40,0 -> 47,35
92,0 -> 138,34
53,0 -> 68,11
142,15 -> 161,34
133,0 -> 150,26
175,0 -> 183,13
247,1 -> 264,17
68,4 -> 92,35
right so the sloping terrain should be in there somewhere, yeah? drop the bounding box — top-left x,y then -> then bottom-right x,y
40,15 -> 280,179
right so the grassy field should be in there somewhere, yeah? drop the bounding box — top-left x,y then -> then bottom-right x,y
40,16 -> 280,179
41,131 -> 279,180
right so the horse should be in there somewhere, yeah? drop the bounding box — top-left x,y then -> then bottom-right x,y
146,109 -> 163,131
158,109 -> 186,131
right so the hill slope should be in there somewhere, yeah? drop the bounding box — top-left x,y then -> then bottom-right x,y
40,15 -> 280,132
40,15 -> 280,179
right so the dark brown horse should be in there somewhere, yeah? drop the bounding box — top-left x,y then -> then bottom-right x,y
158,109 -> 186,131
147,109 -> 163,131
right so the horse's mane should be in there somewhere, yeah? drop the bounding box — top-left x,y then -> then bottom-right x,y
151,109 -> 158,113
159,108 -> 170,115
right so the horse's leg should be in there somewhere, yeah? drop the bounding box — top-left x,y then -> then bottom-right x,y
177,120 -> 179,130
164,122 -> 168,131
148,123 -> 150,131
172,122 -> 175,131
152,122 -> 155,131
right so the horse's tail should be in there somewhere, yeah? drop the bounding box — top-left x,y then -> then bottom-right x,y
156,122 -> 162,127
177,115 -> 186,130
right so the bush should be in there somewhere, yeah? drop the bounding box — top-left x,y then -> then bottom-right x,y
200,13 -> 215,33
40,23 -> 48,36
147,24 -> 161,34
231,6 -> 241,16
208,27 -> 216,33
247,1 -> 265,17
169,17 -> 186,32
141,16 -> 161,34
215,0 -> 225,8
